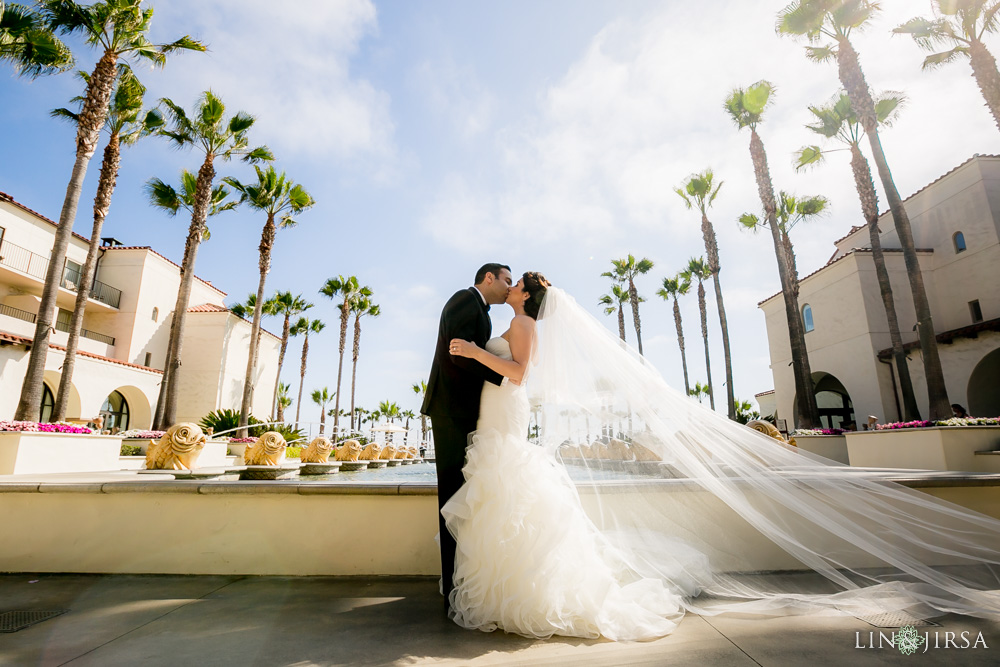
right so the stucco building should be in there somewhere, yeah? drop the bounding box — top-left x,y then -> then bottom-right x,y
0,190 -> 280,429
759,155 -> 1000,429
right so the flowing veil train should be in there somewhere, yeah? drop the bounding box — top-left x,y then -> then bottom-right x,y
525,287 -> 1000,622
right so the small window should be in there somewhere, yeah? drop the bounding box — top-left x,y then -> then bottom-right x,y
802,304 -> 814,333
39,384 -> 54,423
970,300 -> 984,324
151,307 -> 159,322
953,231 -> 966,253
144,352 -> 152,367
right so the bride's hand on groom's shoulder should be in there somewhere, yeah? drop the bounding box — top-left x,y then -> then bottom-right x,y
449,338 -> 479,359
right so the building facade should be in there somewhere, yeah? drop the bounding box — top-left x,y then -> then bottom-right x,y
759,155 -> 1000,428
0,191 -> 280,429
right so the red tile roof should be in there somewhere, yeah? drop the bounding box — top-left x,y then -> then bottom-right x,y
0,329 -> 162,374
101,246 -> 226,296
754,389 -> 775,397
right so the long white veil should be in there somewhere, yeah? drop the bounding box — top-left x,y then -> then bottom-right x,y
528,287 -> 1000,620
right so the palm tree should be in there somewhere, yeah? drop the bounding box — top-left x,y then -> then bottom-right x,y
349,292 -> 380,432
681,258 -> 716,411
224,166 -> 315,434
778,1 -> 951,419
147,91 -> 272,429
229,293 -> 278,387
276,382 -> 292,421
725,80 -> 820,428
598,284 -> 630,342
311,387 -> 333,435
401,409 -> 416,445
52,65 -> 151,420
14,1 -> 204,421
895,1 -> 1000,132
796,91 -> 921,421
603,255 -> 654,354
269,292 -> 312,421
412,380 -> 428,443
0,1 -> 72,77
688,381 -> 711,405
320,275 -> 362,435
675,170 -> 736,419
378,400 -> 401,423
656,274 -> 693,396
292,317 -> 325,426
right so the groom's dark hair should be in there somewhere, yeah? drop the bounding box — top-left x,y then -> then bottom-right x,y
474,263 -> 511,284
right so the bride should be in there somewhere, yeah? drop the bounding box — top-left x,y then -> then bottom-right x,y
444,272 -> 1000,641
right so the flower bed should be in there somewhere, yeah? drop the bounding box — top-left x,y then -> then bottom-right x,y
119,429 -> 166,439
792,428 -> 846,436
875,417 -> 999,430
0,420 -> 93,434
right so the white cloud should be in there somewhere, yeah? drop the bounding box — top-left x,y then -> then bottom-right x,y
149,0 -> 394,165
411,57 -> 495,140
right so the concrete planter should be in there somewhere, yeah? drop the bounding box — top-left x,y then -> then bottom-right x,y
846,426 -> 1000,472
0,431 -> 123,475
122,438 -> 231,468
792,435 -> 849,465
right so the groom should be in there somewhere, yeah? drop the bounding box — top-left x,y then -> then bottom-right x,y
421,263 -> 511,604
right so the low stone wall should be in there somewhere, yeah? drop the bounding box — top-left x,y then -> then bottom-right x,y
792,435 -> 849,464
846,426 -> 1000,471
0,432 -> 123,475
0,475 -> 997,576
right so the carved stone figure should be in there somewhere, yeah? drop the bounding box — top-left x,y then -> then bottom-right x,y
334,439 -> 363,461
244,431 -> 287,465
379,444 -> 397,460
608,438 -> 633,461
357,442 -> 383,461
406,446 -> 418,459
300,437 -> 334,463
145,423 -> 207,470
746,420 -> 797,447
394,446 -> 408,459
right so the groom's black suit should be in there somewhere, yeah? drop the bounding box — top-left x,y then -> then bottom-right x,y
421,287 -> 503,600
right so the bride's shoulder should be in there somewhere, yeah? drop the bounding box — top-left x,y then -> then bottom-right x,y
510,314 -> 536,334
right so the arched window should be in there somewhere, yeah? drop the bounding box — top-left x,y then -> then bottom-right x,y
39,384 -> 54,423
151,307 -> 159,321
100,390 -> 130,431
953,231 -> 967,253
802,304 -> 814,333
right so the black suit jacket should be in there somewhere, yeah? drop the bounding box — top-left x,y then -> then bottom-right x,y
421,287 -> 503,419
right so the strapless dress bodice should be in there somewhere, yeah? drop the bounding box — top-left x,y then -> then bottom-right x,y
485,336 -> 512,360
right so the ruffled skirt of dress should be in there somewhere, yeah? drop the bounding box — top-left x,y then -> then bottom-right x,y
441,427 -> 691,641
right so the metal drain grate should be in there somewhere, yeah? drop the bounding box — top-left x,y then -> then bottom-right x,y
0,610 -> 68,633
854,611 -> 940,628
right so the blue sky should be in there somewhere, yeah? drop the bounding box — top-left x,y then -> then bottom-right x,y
1,0 -> 997,425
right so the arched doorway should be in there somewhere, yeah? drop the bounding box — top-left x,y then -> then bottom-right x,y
40,384 -> 55,423
100,390 -> 130,431
968,347 -> 1000,417
792,372 -> 857,430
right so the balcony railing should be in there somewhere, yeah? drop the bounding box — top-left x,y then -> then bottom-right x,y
0,239 -> 122,309
54,319 -> 116,346
0,302 -> 37,324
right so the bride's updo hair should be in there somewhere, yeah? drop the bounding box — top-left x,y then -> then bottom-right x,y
522,271 -> 551,320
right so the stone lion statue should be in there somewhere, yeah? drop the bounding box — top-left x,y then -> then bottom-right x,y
300,437 -> 334,464
244,431 -> 287,465
146,423 -> 207,470
406,446 -> 418,459
379,444 -> 397,460
358,442 -> 382,461
746,420 -> 797,447
334,439 -> 362,461
608,438 -> 634,461
394,446 -> 409,459
630,441 -> 662,462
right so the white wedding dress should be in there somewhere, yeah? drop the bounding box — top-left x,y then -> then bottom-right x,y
441,337 -> 702,641
441,289 -> 1000,641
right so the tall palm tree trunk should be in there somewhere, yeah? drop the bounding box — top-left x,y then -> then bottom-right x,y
239,215 -> 276,434
697,280 -> 714,410
616,305 -> 626,341
969,40 -> 1000,133
295,332 -> 309,425
53,133 -> 121,421
273,314 -> 291,422
350,314 -> 361,433
837,38 -> 950,420
671,296 -> 690,395
749,128 -> 819,428
850,144 -> 920,421
15,52 -> 118,421
158,156 -> 215,428
333,300 -> 349,434
628,279 -> 643,355
701,212 -> 735,419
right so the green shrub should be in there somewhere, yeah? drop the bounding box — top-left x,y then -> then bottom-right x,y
199,409 -> 305,443
120,444 -> 142,456
285,446 -> 302,459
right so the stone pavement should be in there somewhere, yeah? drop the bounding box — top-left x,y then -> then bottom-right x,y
0,574 -> 996,666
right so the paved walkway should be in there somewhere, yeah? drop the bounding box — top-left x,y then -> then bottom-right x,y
1,574 -> 996,666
